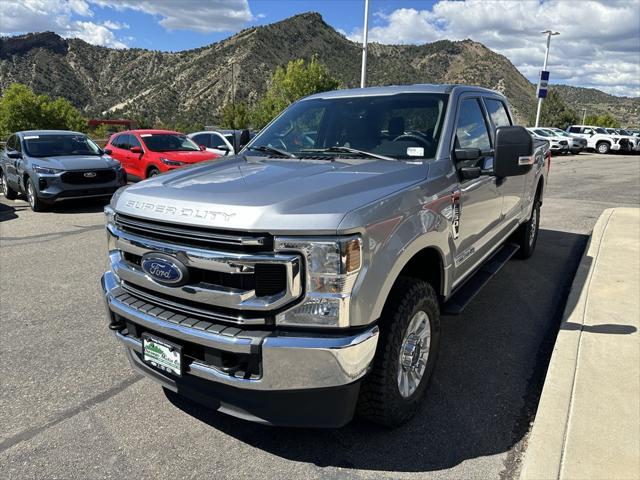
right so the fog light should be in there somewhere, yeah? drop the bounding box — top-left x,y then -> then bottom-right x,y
276,297 -> 344,327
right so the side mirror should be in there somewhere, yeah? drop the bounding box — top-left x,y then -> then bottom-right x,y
494,126 -> 534,177
199,145 -> 206,151
7,151 -> 22,159
130,146 -> 143,154
104,148 -> 113,155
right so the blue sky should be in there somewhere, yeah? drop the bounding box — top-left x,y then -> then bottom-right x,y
1,1 -> 639,96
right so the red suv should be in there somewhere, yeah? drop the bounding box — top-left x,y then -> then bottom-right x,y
105,130 -> 220,180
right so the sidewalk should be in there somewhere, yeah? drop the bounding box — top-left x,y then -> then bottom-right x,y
521,208 -> 640,480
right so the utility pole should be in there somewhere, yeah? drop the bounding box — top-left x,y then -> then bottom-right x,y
581,108 -> 587,124
360,0 -> 370,88
534,30 -> 559,127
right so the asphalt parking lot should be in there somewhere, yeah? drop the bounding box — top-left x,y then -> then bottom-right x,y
1,152 -> 639,480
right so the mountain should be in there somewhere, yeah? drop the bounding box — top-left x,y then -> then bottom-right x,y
552,85 -> 639,127
0,12 -> 636,127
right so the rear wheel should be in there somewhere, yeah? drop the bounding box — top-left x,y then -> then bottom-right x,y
357,277 -> 440,427
26,178 -> 47,212
516,199 -> 540,259
1,171 -> 18,200
596,142 -> 610,154
147,167 -> 160,178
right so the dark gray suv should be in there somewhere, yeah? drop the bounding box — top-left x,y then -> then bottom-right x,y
0,130 -> 126,211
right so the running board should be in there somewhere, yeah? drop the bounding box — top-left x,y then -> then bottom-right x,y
443,243 -> 520,315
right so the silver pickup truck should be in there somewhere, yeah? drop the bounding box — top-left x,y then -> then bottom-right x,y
101,84 -> 548,427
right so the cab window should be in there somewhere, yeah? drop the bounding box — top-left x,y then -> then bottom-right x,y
484,99 -> 511,128
455,99 -> 491,151
192,134 -> 210,148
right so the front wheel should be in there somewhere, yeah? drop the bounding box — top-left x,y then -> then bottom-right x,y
357,277 -> 440,427
147,167 -> 160,178
26,178 -> 47,212
596,142 -> 610,154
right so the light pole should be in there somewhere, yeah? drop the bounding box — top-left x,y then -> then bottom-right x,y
581,108 -> 587,124
534,30 -> 560,127
360,0 -> 370,88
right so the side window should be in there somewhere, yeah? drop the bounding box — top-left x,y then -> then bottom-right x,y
455,99 -> 491,151
568,127 -> 580,133
583,128 -> 593,135
212,134 -> 228,149
192,134 -> 210,148
484,99 -> 511,128
6,135 -> 16,151
129,135 -> 141,150
112,134 -> 124,149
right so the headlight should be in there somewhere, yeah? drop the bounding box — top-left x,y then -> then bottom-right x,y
274,236 -> 362,327
32,164 -> 62,174
160,157 -> 185,166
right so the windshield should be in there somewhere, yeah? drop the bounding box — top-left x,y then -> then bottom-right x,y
618,129 -> 630,135
23,134 -> 101,158
248,93 -> 449,160
141,133 -> 200,152
542,129 -> 560,137
533,129 -> 550,137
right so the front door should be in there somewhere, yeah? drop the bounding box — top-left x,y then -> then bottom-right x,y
451,97 -> 502,285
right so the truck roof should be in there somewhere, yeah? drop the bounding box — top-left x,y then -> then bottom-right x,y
304,84 -> 501,100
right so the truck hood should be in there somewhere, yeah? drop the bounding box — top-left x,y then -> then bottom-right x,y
32,155 -> 120,170
115,155 -> 428,233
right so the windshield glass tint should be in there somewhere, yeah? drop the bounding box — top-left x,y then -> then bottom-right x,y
250,93 -> 449,159
23,134 -> 101,157
141,134 -> 200,152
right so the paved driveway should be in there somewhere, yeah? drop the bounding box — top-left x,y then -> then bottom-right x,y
1,153 -> 638,479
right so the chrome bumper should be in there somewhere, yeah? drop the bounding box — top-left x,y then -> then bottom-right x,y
102,271 -> 379,391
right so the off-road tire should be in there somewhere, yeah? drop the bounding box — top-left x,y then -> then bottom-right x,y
1,171 -> 19,200
596,142 -> 610,154
516,199 -> 540,259
357,277 -> 440,427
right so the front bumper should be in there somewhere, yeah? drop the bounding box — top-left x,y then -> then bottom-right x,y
101,271 -> 379,426
34,169 -> 126,202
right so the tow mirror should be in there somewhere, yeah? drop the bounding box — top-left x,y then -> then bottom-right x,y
494,126 -> 534,177
130,146 -> 143,154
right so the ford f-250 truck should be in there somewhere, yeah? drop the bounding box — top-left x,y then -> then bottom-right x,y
101,84 -> 548,427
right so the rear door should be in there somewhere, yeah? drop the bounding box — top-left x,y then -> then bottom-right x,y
127,134 -> 144,178
2,135 -> 19,185
451,97 -> 503,284
109,134 -> 131,171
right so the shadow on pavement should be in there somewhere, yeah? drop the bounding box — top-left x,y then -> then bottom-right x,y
166,228 -> 589,474
0,201 -> 26,222
563,322 -> 637,335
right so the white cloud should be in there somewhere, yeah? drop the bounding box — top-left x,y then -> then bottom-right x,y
345,0 -> 640,97
102,20 -> 128,30
0,0 -> 128,48
89,0 -> 254,33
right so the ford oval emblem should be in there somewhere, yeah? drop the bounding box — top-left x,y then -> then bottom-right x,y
84,172 -> 97,178
141,253 -> 189,286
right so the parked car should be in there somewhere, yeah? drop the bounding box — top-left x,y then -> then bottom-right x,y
102,84 -> 549,428
526,128 -> 569,154
566,125 -> 629,154
106,130 -> 220,180
544,127 -> 587,154
604,128 -> 640,153
0,130 -> 126,212
188,130 -> 236,156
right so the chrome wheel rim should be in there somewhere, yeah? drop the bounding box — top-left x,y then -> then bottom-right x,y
27,181 -> 35,207
529,207 -> 538,246
397,310 -> 431,398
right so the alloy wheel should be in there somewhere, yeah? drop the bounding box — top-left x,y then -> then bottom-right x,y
397,310 -> 431,398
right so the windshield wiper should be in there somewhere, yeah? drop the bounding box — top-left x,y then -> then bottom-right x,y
300,146 -> 395,161
248,145 -> 297,158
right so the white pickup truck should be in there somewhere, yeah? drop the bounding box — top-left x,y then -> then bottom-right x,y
566,125 -> 630,154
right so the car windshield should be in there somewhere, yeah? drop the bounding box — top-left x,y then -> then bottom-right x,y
248,93 -> 449,160
533,129 -> 550,137
23,134 -> 101,158
141,133 -> 200,152
542,129 -> 560,137
618,129 -> 630,135
553,130 -> 570,137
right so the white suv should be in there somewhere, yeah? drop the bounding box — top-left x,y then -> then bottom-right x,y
605,128 -> 639,153
566,125 -> 627,154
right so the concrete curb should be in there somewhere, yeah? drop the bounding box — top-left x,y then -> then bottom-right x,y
520,208 -> 640,480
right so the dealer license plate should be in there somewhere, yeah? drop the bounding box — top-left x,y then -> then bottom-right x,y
142,334 -> 182,377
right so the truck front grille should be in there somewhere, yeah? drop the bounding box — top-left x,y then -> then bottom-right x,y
108,219 -> 302,326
